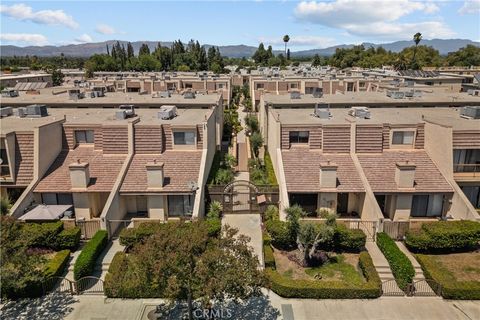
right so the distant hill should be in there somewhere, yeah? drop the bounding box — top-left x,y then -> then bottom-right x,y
1,39 -> 478,58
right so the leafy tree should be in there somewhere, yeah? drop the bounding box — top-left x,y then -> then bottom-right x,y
126,42 -> 135,60
411,32 -> 422,69
0,196 -> 11,215
252,43 -> 268,65
131,222 -> 264,319
446,45 -> 480,66
312,54 -> 322,67
250,132 -> 263,158
138,43 -> 151,56
44,65 -> 64,86
283,34 -> 290,55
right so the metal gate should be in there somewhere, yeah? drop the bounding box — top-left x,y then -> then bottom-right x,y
408,279 -> 439,297
381,279 -> 405,296
43,276 -> 104,296
342,220 -> 378,242
223,180 -> 259,214
383,221 -> 410,240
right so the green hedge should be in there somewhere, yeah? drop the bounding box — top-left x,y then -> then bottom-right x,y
119,222 -> 164,247
264,151 -> 278,186
206,218 -> 222,238
265,251 -> 381,299
377,233 -> 414,292
104,252 -> 130,298
263,235 -> 276,269
416,254 -> 480,300
265,219 -> 295,249
334,225 -> 366,252
74,230 -> 108,280
54,227 -> 81,250
21,221 -> 63,248
405,221 -> 480,253
44,250 -> 71,278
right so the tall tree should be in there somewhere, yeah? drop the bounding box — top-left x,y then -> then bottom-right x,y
287,48 -> 291,60
411,32 -> 422,69
138,43 -> 150,56
127,42 -> 135,60
283,34 -> 290,55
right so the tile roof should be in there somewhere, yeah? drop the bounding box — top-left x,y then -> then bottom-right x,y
120,151 -> 202,193
14,132 -> 34,186
281,148 -> 365,193
357,150 -> 453,193
35,146 -> 126,193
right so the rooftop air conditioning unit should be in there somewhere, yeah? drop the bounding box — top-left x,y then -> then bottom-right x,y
404,90 -> 414,98
348,106 -> 371,119
159,91 -> 170,98
184,91 -> 196,99
0,107 -> 13,117
26,104 -> 48,117
15,107 -> 27,118
314,103 -> 331,119
467,89 -> 474,95
158,105 -> 177,120
1,89 -> 19,97
115,110 -> 127,120
460,106 -> 480,119
290,91 -> 301,99
118,104 -> 135,118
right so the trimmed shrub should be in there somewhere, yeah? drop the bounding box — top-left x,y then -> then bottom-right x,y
416,254 -> 480,300
119,222 -> 165,247
405,221 -> 480,253
265,219 -> 295,249
44,249 -> 71,278
377,233 -> 414,291
104,252 -> 130,298
74,230 -> 108,280
263,234 -> 276,269
54,227 -> 81,250
206,218 -> 222,238
21,221 -> 63,248
264,251 -> 381,299
334,225 -> 366,252
264,205 -> 279,222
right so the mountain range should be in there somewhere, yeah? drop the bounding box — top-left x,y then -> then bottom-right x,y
1,39 -> 478,58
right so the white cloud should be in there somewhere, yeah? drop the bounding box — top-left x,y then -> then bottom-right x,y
95,24 -> 116,35
0,3 -> 78,29
0,33 -> 48,46
293,0 -> 451,40
458,0 -> 480,14
258,35 -> 338,48
74,34 -> 93,43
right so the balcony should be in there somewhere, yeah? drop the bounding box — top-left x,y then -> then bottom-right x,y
453,164 -> 480,181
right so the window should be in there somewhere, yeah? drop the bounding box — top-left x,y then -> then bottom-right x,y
289,131 -> 309,144
75,130 -> 94,144
256,83 -> 264,90
392,131 -> 414,145
168,195 -> 194,217
173,131 -> 195,145
185,83 -> 193,89
411,194 -> 443,217
41,193 -> 73,205
453,149 -> 480,172
289,83 -> 298,89
0,147 -> 10,178
461,186 -> 480,208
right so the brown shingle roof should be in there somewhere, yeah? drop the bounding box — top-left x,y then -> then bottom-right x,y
357,151 -> 453,193
35,146 -> 126,193
281,148 -> 365,193
120,151 -> 202,193
14,132 -> 34,186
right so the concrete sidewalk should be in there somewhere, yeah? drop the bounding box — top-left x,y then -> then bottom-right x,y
222,214 -> 263,267
365,242 -> 404,295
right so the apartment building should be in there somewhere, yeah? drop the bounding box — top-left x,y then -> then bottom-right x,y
0,73 -> 53,90
262,92 -> 480,223
1,90 -> 223,235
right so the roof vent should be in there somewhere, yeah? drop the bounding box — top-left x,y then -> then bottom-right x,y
460,106 -> 480,119
290,91 -> 301,99
68,89 -> 85,100
348,106 -> 371,119
158,105 -> 177,120
26,104 -> 48,117
314,103 -> 331,119
14,107 -> 27,118
118,104 -> 135,118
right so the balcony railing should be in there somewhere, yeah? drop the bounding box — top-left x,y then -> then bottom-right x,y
453,163 -> 480,173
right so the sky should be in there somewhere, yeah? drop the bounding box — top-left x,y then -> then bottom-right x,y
0,0 -> 479,51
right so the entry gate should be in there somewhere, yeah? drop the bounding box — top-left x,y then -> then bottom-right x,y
43,276 -> 104,295
223,180 -> 259,214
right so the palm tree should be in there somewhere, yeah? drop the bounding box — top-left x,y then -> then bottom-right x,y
412,32 -> 422,68
283,35 -> 290,56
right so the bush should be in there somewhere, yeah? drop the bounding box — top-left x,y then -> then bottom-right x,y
265,219 -> 295,249
206,218 -> 222,238
44,250 -> 70,278
119,222 -> 165,247
265,251 -> 381,299
74,230 -> 108,280
54,227 -> 81,250
104,252 -> 131,298
334,225 -> 366,252
405,221 -> 480,253
21,221 -> 64,248
264,205 -> 279,222
264,152 -> 278,185
376,233 -> 414,291
416,254 -> 480,300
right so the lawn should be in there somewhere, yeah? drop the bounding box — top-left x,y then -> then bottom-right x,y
423,252 -> 480,282
273,249 -> 365,285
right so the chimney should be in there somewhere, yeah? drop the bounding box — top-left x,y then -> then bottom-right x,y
146,160 -> 164,190
69,160 -> 90,189
319,160 -> 338,189
395,160 -> 416,188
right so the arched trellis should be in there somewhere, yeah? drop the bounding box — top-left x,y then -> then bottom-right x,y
222,180 -> 260,214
